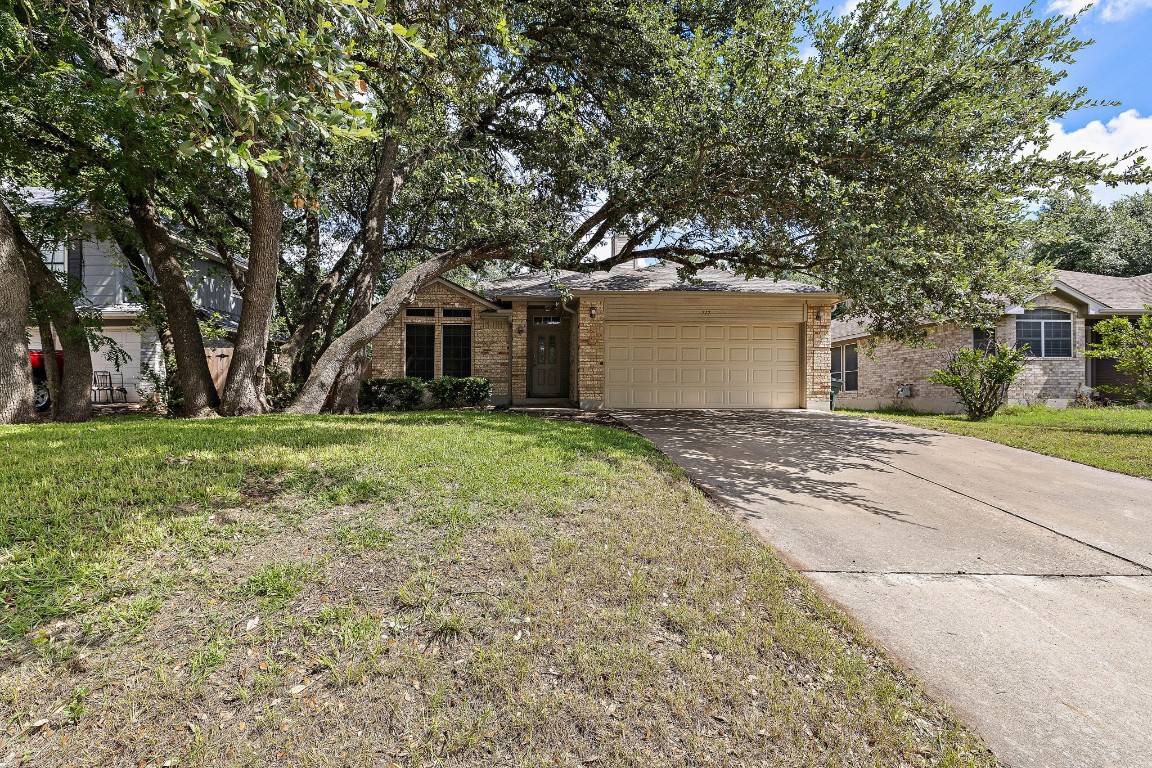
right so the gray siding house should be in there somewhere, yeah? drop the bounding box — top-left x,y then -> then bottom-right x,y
29,235 -> 243,403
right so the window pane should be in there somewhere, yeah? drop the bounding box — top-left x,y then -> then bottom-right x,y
405,324 -> 435,380
973,328 -> 994,352
44,244 -> 66,272
533,316 -> 561,325
844,344 -> 858,374
443,308 -> 471,318
442,324 -> 472,378
1022,308 -> 1071,321
405,307 -> 434,317
844,370 -> 858,392
1046,339 -> 1072,357
1046,322 -> 1072,339
831,346 -> 842,376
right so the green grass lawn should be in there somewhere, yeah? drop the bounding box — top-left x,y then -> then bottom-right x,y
0,412 -> 997,767
846,405 -> 1152,478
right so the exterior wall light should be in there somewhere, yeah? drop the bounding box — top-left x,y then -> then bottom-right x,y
516,325 -> 525,335
590,306 -> 598,319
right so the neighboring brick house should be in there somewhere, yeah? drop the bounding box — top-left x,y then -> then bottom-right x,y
831,270 -> 1152,413
369,262 -> 839,410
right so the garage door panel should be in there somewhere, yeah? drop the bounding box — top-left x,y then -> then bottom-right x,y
603,322 -> 802,409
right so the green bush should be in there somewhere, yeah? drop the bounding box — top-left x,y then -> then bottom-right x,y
1084,312 -> 1152,403
426,376 -> 492,408
929,342 -> 1027,421
359,377 -> 426,411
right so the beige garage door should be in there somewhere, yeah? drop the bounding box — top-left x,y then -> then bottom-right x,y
604,322 -> 801,408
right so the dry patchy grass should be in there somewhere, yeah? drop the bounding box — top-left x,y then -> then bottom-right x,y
0,412 -> 998,767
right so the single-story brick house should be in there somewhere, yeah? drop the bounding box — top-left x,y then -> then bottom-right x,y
830,270 -> 1152,413
368,261 -> 839,410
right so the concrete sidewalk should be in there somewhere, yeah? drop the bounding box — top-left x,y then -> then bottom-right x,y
615,410 -> 1152,768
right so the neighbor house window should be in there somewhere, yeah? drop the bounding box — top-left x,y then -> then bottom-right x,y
1015,309 -> 1072,358
441,324 -> 472,377
44,244 -> 66,273
405,307 -> 434,317
405,323 -> 435,380
443,308 -> 472,318
831,344 -> 858,392
973,328 -> 995,353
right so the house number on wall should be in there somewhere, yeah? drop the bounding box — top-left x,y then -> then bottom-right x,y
701,310 -> 711,315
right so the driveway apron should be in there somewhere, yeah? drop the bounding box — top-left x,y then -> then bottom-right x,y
614,410 -> 1152,768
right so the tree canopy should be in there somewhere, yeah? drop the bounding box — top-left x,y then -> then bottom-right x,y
1025,191 -> 1152,277
1,0 -> 1146,419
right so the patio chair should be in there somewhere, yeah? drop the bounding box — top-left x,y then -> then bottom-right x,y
108,371 -> 129,403
92,371 -> 111,403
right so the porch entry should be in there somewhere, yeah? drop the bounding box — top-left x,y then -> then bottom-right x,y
528,308 -> 571,397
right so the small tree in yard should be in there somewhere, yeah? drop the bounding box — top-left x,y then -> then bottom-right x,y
1084,313 -> 1152,403
930,343 -> 1027,421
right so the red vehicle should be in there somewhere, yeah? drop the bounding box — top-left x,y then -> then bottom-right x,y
29,349 -> 65,412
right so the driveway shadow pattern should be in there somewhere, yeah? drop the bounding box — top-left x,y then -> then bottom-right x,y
615,409 -> 1152,768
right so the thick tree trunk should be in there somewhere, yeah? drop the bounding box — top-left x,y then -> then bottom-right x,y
286,248 -> 490,414
220,171 -> 283,416
0,204 -> 36,424
328,137 -> 404,414
275,234 -> 360,383
124,189 -> 219,417
23,247 -> 95,422
5,211 -> 94,421
329,259 -> 377,413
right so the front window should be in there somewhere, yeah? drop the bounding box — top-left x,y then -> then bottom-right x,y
831,344 -> 858,392
1016,309 -> 1072,358
405,324 -> 435,380
441,324 -> 472,378
44,244 -> 66,273
973,328 -> 995,353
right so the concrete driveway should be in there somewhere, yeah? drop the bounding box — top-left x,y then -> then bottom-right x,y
614,410 -> 1152,768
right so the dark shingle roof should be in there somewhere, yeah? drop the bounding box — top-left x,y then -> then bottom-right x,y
1056,270 -> 1152,310
482,262 -> 831,298
830,316 -> 872,343
831,269 -> 1152,343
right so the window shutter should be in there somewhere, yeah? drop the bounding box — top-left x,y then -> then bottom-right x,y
66,240 -> 84,284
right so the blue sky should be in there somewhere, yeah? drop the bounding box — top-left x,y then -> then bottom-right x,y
832,0 -> 1152,201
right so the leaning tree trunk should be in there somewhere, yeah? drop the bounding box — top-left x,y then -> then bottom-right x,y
0,203 -> 36,424
124,189 -> 219,417
329,259 -> 377,413
286,248 -> 490,414
220,171 -> 283,416
22,246 -> 95,422
328,135 -> 404,414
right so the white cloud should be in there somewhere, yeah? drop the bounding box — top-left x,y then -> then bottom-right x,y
1047,109 -> 1152,201
1046,0 -> 1152,20
837,0 -> 863,16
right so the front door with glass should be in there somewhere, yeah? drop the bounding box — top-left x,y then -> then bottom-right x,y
529,315 -> 569,397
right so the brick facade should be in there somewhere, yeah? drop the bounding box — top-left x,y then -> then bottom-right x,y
804,303 -> 834,410
368,281 -> 512,403
833,292 -> 1090,413
369,280 -> 836,411
573,298 -> 605,408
